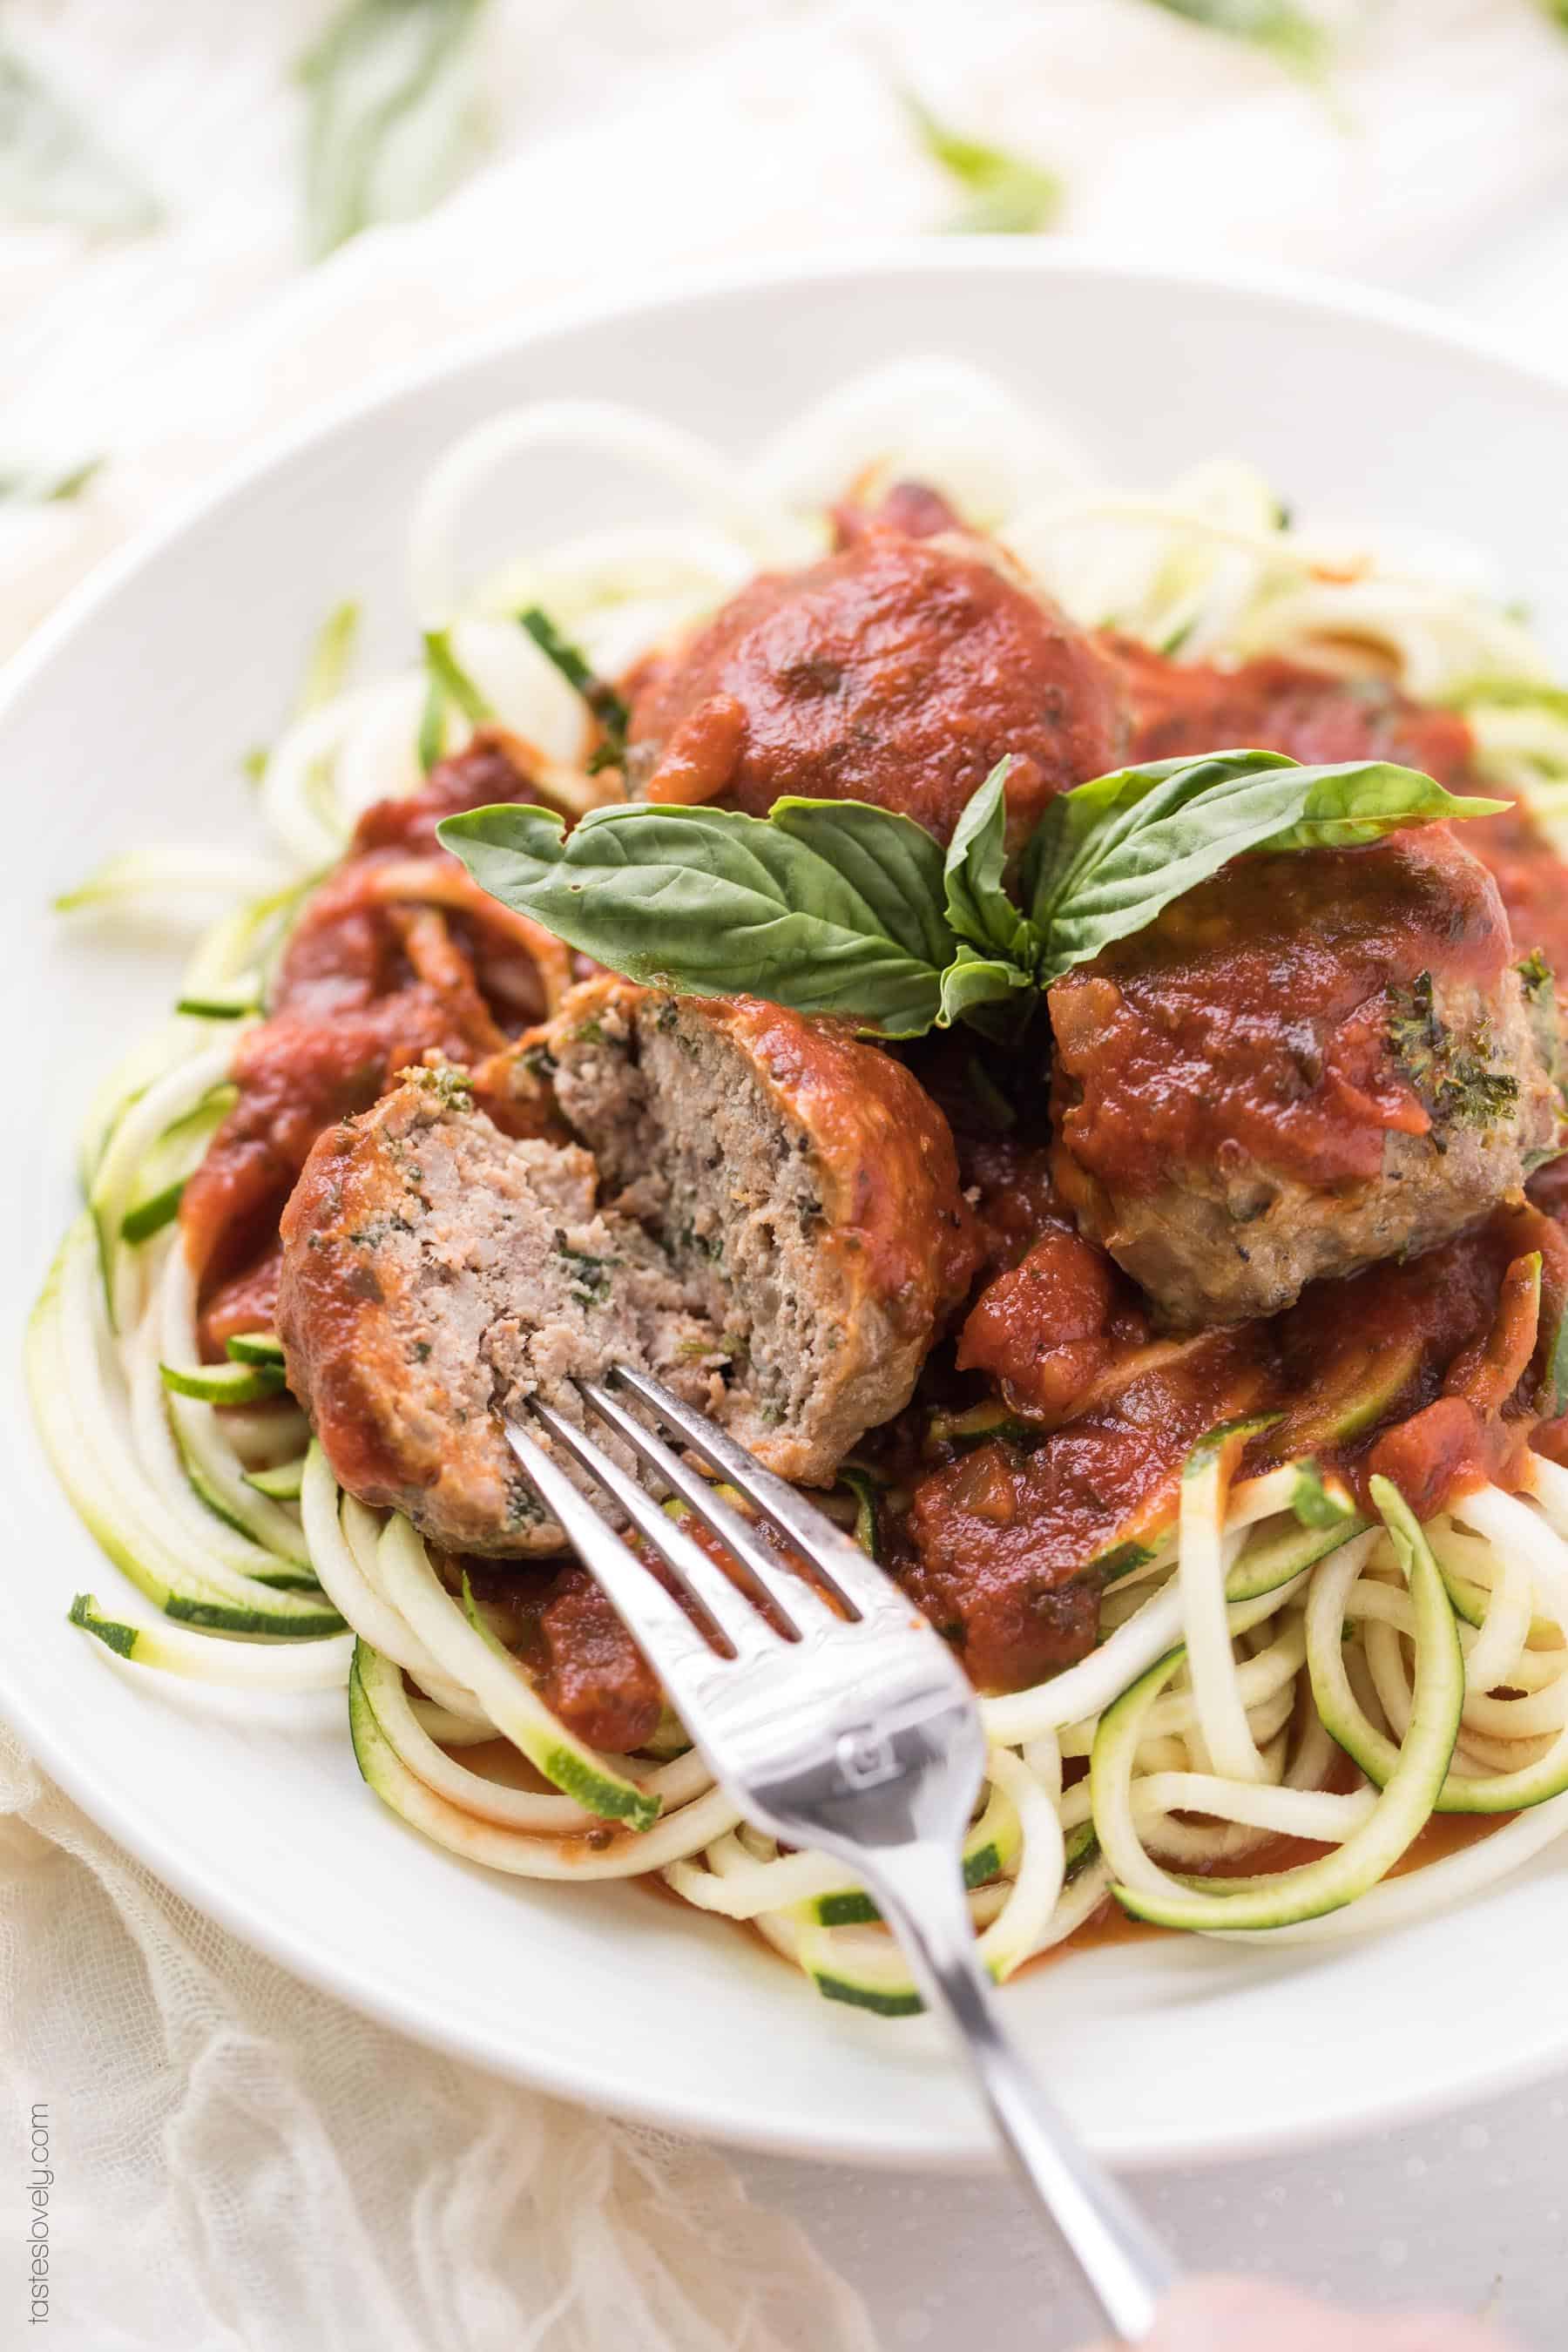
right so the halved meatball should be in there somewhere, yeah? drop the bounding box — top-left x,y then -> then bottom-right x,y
485,978 -> 980,1478
1049,827 -> 1567,1326
279,983 -> 978,1553
625,528 -> 1126,845
279,1078 -> 724,1553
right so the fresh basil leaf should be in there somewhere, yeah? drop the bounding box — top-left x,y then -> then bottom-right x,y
0,42 -> 162,234
438,801 -> 949,1037
1024,749 -> 1283,930
297,0 -> 490,259
943,755 -> 1033,964
1266,766 -> 1510,852
767,799 -> 954,971
904,94 -> 1063,234
1030,751 -> 1510,984
1141,0 -> 1329,78
936,949 -> 1035,1033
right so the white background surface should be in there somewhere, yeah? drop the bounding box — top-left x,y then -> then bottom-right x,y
11,6 -> 1568,2344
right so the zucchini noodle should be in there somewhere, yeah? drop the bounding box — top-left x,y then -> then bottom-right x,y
33,357 -> 1568,2011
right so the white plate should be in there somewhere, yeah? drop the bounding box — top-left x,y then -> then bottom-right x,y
7,247 -> 1568,2171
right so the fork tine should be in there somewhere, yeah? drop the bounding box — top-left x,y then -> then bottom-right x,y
522,1399 -> 786,1660
606,1365 -> 902,1622
503,1416 -> 725,1696
578,1377 -> 841,1633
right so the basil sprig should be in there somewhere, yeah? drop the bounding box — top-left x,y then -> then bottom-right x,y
1021,748 -> 1504,983
438,749 -> 1508,1039
442,794 -> 954,1036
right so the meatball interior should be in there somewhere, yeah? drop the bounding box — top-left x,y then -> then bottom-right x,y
279,981 -> 977,1556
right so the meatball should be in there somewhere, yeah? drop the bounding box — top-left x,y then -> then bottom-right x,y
1049,828 -> 1566,1326
625,529 -> 1126,845
1109,637 -> 1477,787
1462,805 -> 1568,983
280,1078 -> 721,1554
279,982 -> 978,1554
1112,630 -> 1568,1001
491,978 -> 980,1478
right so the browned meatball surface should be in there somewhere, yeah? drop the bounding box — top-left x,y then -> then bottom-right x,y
279,982 -> 980,1554
625,529 -> 1126,844
1048,827 -> 1566,1325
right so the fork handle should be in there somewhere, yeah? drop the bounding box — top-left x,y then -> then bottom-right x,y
868,1847 -> 1178,2342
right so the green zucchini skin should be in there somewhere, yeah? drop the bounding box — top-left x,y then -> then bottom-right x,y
1098,1481 -> 1464,1933
30,1219 -> 340,1638
161,1358 -> 286,1405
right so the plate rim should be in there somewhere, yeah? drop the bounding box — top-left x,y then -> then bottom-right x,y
8,239 -> 1568,2170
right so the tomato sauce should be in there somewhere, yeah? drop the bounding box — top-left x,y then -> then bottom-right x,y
899,1327 -> 1272,1691
1036,1811 -> 1512,1971
877,637 -> 1568,1697
1114,632 -> 1568,983
956,1225 -> 1148,1423
626,531 -> 1125,844
1463,807 -> 1568,980
891,1195 -> 1565,1692
1110,636 -> 1477,787
1048,827 -> 1512,1199
183,733 -> 562,1353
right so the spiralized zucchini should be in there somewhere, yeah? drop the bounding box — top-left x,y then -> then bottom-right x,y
37,360 -> 1568,2009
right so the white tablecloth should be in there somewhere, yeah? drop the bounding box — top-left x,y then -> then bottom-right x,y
8,6 -> 1568,2344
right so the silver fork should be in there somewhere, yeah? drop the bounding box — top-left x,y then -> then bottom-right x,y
505,1365 -> 1177,2342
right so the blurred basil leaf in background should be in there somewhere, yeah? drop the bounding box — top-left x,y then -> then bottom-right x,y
1140,0 -> 1330,78
0,41 -> 162,234
904,95 -> 1063,234
0,456 -> 103,505
298,0 -> 491,258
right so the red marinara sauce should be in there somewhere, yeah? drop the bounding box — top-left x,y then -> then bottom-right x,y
1049,825 -> 1512,1200
181,733 -> 563,1353
1109,636 -> 1477,785
1112,632 -> 1568,979
899,1327 -> 1272,1691
626,531 -> 1127,845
